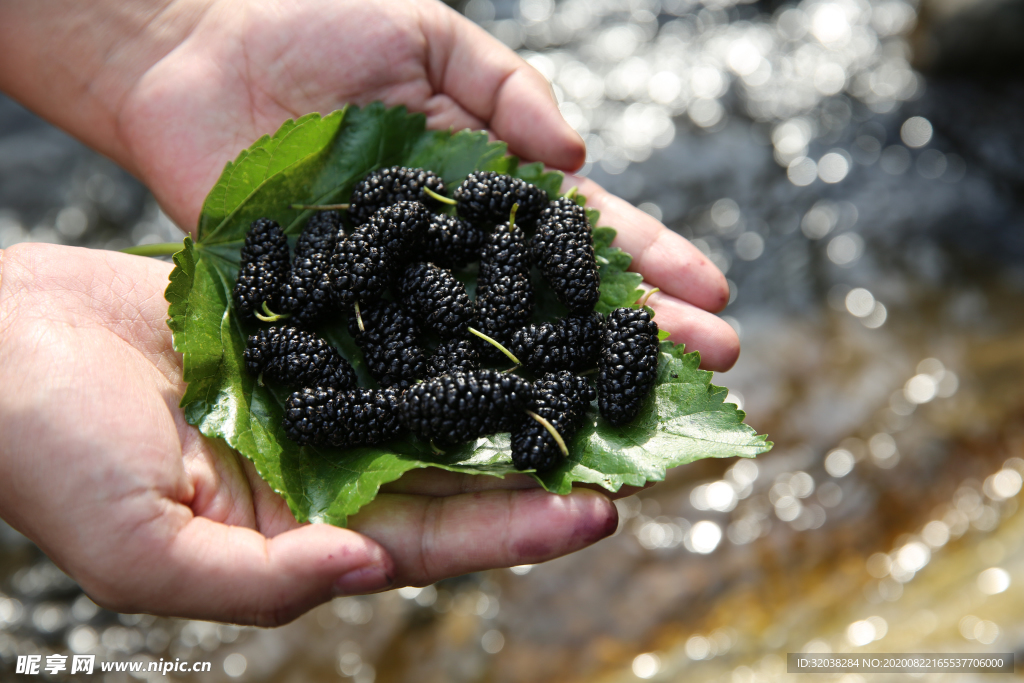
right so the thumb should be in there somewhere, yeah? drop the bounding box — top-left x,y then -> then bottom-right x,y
90,517 -> 394,626
428,6 -> 586,171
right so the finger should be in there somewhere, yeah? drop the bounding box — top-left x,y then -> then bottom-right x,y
643,288 -> 740,371
576,482 -> 655,500
425,6 -> 585,170
87,517 -> 394,627
348,487 -> 617,586
570,176 -> 730,312
380,468 -> 541,496
239,456 -> 306,537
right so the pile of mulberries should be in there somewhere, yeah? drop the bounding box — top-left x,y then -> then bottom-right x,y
232,166 -> 660,468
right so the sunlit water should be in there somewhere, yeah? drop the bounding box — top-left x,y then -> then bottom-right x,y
2,0 -> 1023,680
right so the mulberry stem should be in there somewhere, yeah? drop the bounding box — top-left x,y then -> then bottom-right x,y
638,287 -> 660,307
507,202 -> 518,230
467,327 -> 521,366
423,187 -> 457,206
353,301 -> 365,333
525,411 -> 569,457
254,301 -> 291,322
121,242 -> 182,257
289,203 -> 350,210
565,186 -> 579,200
430,440 -> 447,456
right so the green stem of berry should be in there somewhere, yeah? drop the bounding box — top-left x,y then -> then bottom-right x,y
430,440 -> 446,456
289,203 -> 350,210
120,242 -> 182,257
467,327 -> 521,366
353,301 -> 365,333
638,287 -> 660,307
565,186 -> 579,200
596,254 -> 610,266
507,202 -> 518,231
579,368 -> 599,376
526,411 -> 569,457
257,372 -> 265,387
423,187 -> 456,206
254,301 -> 291,322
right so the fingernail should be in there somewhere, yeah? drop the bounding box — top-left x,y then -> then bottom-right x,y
333,564 -> 392,596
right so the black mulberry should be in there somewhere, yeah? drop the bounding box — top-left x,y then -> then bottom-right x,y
597,307 -> 660,425
283,386 -> 405,447
425,339 -> 479,378
371,200 -> 430,263
475,219 -> 533,352
532,197 -> 600,314
232,218 -> 289,318
422,213 -> 483,269
244,326 -> 357,390
348,300 -> 427,389
398,369 -> 535,444
332,387 -> 406,448
398,262 -> 475,339
283,385 -> 338,446
329,221 -> 391,306
453,171 -> 547,228
348,167 -> 445,226
509,313 -> 603,374
280,211 -> 341,327
296,210 -> 342,254
477,219 -> 532,288
511,371 -> 596,472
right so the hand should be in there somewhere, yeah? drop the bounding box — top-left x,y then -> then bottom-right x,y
0,0 -> 738,370
0,243 -> 619,626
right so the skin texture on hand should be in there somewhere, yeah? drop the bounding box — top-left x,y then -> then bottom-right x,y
0,244 -> 619,626
0,0 -> 740,625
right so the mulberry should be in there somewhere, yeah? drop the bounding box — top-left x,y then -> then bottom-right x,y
532,197 -> 600,314
425,339 -> 479,378
511,371 -> 596,471
282,385 -> 338,446
399,369 -> 535,444
296,210 -> 342,254
232,218 -> 289,318
371,200 -> 429,263
453,171 -> 548,228
597,307 -> 660,425
283,386 -> 405,447
348,300 -> 427,388
348,167 -> 445,226
422,213 -> 483,269
508,313 -> 603,374
475,218 -> 533,353
244,326 -> 357,390
398,262 -> 475,339
477,218 -> 532,288
329,221 -> 391,306
280,211 -> 341,327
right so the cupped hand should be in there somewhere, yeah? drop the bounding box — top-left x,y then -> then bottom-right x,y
0,244 -> 618,626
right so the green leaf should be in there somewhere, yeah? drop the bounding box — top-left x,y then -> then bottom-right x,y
166,104 -> 772,527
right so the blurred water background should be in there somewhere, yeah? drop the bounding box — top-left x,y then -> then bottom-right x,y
2,0 -> 1024,680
